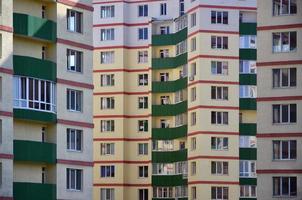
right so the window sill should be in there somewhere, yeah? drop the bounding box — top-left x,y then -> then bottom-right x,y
67,149 -> 83,153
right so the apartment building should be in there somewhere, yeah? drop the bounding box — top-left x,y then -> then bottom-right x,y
0,0 -> 93,199
93,0 -> 257,199
257,0 -> 302,199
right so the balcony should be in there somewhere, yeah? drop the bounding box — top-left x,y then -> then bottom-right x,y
152,28 -> 187,46
13,109 -> 57,123
239,123 -> 257,136
239,74 -> 256,85
152,149 -> 187,163
152,125 -> 187,140
152,174 -> 187,186
152,77 -> 187,93
240,23 -> 257,35
240,148 -> 257,160
14,182 -> 56,200
14,140 -> 56,164
13,13 -> 56,42
240,49 -> 257,60
240,98 -> 257,110
14,55 -> 57,82
152,53 -> 187,69
152,101 -> 187,116
240,178 -> 257,186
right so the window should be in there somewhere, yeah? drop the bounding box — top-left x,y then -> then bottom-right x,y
240,185 -> 256,198
138,74 -> 148,86
101,51 -> 114,64
0,162 -> 2,186
138,166 -> 148,178
211,61 -> 228,75
67,89 -> 82,112
211,187 -> 228,200
100,166 -> 115,177
175,186 -> 188,198
138,120 -> 148,132
67,49 -> 83,73
0,77 -> 2,101
240,35 -> 256,49
273,68 -> 296,88
190,13 -> 196,27
176,40 -> 187,56
66,168 -> 82,191
211,86 -> 228,100
139,189 -> 148,200
175,91 -> 184,103
191,37 -> 196,52
273,104 -> 297,124
191,137 -> 196,151
191,112 -> 196,126
191,87 -> 196,102
175,114 -> 184,126
211,161 -> 228,175
273,0 -> 297,16
179,0 -> 185,16
101,188 -> 115,200
67,128 -> 82,151
160,73 -> 169,81
101,97 -> 115,109
101,28 -> 115,41
153,187 -> 173,198
273,140 -> 296,160
138,51 -> 148,63
211,36 -> 228,49
240,60 -> 256,74
240,136 -> 257,148
239,86 -> 257,98
240,161 -> 256,177
192,187 -> 197,200
211,137 -> 228,150
138,28 -> 148,40
138,97 -> 148,109
13,76 -> 56,112
100,143 -> 115,155
67,9 -> 82,33
101,120 -> 115,132
211,11 -> 228,24
273,32 -> 297,52
191,161 -> 196,175
101,6 -> 115,18
138,143 -> 148,155
0,120 -> 2,144
211,111 -> 228,125
160,49 -> 169,58
190,63 -> 196,78
160,3 -> 167,15
160,26 -> 170,35
152,140 -> 173,151
273,177 -> 297,197
138,5 -> 148,17
101,74 -> 115,86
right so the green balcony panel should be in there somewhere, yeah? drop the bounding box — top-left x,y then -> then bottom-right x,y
152,175 -> 187,186
14,55 -> 56,81
240,74 -> 257,85
13,13 -> 56,42
240,49 -> 257,60
152,101 -> 187,116
240,148 -> 257,160
152,28 -> 187,46
13,109 -> 57,124
240,98 -> 257,110
152,77 -> 187,93
240,123 -> 257,136
152,125 -> 187,140
240,178 -> 257,185
152,53 -> 187,69
14,182 -> 56,200
14,140 -> 56,164
240,23 -> 257,35
152,149 -> 187,163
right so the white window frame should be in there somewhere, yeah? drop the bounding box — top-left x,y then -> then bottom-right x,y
160,3 -> 167,15
67,9 -> 82,33
239,136 -> 257,148
273,32 -> 297,53
239,85 -> 257,98
138,28 -> 148,40
211,111 -> 228,125
101,120 -> 115,132
100,165 -> 115,178
138,97 -> 148,109
138,51 -> 148,63
101,28 -> 115,41
240,160 -> 256,177
272,104 -> 297,124
211,137 -> 228,150
240,185 -> 257,198
211,86 -> 228,100
67,128 -> 83,152
273,176 -> 297,197
240,35 -> 257,49
100,6 -> 115,18
100,143 -> 115,155
273,140 -> 296,160
66,168 -> 82,191
67,89 -> 82,112
211,61 -> 228,75
138,74 -> 148,86
101,74 -> 115,87
138,166 -> 148,178
272,68 -> 296,88
138,5 -> 148,17
211,187 -> 229,200
101,51 -> 115,64
67,49 -> 83,73
211,36 -> 228,49
138,120 -> 148,132
211,161 -> 229,175
101,97 -> 115,110
101,188 -> 115,200
273,0 -> 297,16
240,60 -> 256,74
138,143 -> 148,155
211,11 -> 228,24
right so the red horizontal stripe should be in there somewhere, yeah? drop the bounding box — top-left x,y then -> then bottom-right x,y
57,119 -> 94,128
94,22 -> 150,27
258,23 -> 302,31
94,45 -> 150,50
188,29 -> 239,38
257,133 -> 302,138
0,25 -> 13,33
0,67 -> 13,75
57,38 -> 93,50
257,169 -> 302,174
94,183 -> 151,187
57,0 -> 93,11
93,68 -> 151,73
57,78 -> 94,89
0,154 -> 14,160
57,159 -> 93,167
188,80 -> 239,87
0,111 -> 13,117
94,137 -> 151,141
94,114 -> 151,118
257,60 -> 302,66
94,160 -> 151,164
188,131 -> 239,137
189,181 -> 239,185
189,55 -> 239,62
188,155 -> 239,161
94,91 -> 151,96
187,4 -> 256,14
189,105 -> 239,111
257,96 -> 302,102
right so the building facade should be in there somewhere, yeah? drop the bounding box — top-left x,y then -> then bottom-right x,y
93,0 -> 257,199
0,0 -> 94,199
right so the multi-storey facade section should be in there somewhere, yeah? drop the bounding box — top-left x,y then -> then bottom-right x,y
257,1 -> 302,199
1,0 -> 94,199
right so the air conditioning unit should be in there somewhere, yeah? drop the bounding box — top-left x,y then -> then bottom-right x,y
189,76 -> 194,81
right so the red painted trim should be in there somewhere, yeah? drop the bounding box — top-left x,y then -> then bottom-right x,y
94,183 -> 151,187
258,23 -> 302,31
0,67 -> 13,75
257,60 -> 302,66
57,38 -> 93,50
94,22 -> 150,27
189,181 -> 239,185
57,159 -> 93,167
94,91 -> 151,96
188,131 -> 239,137
94,160 -> 151,164
188,155 -> 239,161
94,114 -> 151,118
0,154 -> 14,160
94,137 -> 151,142
57,78 -> 94,89
0,25 -> 13,33
257,133 -> 302,138
189,105 -> 239,111
189,55 -> 239,62
188,29 -> 239,38
0,197 -> 14,200
57,0 -> 94,11
257,169 -> 302,174
188,80 -> 239,87
187,4 -> 256,14
94,45 -> 151,50
257,96 -> 302,102
0,111 -> 13,117
93,68 -> 151,73
57,119 -> 94,128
